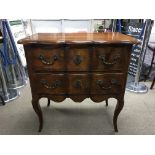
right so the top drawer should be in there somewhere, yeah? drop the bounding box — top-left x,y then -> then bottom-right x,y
29,45 -> 65,72
26,44 -> 131,72
92,44 -> 130,72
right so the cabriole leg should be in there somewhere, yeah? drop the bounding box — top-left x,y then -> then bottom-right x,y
113,98 -> 124,132
47,98 -> 50,107
32,97 -> 43,132
105,99 -> 108,106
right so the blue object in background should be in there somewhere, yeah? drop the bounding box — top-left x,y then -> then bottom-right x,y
116,19 -> 122,32
2,20 -> 18,65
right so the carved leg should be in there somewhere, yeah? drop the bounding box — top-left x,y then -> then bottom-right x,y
113,98 -> 124,132
106,99 -> 108,106
47,98 -> 50,107
32,97 -> 43,132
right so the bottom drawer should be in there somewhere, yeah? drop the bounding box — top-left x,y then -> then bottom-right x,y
90,73 -> 124,94
33,74 -> 66,94
32,73 -> 124,95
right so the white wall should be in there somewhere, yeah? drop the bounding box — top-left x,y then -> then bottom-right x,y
30,19 -> 92,33
29,19 -> 112,34
31,20 -> 62,33
62,20 -> 91,33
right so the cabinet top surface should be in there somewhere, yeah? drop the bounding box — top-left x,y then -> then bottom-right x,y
18,32 -> 138,45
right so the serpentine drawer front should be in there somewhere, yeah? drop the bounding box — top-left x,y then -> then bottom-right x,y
18,32 -> 138,132
33,74 -> 66,94
30,45 -> 65,72
92,45 -> 128,72
90,73 -> 124,94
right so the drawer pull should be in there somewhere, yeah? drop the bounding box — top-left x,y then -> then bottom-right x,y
39,54 -> 58,65
98,54 -> 120,65
96,80 -> 112,90
40,79 -> 61,89
73,55 -> 82,65
74,80 -> 82,88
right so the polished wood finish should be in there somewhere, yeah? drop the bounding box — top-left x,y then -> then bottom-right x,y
66,45 -> 91,71
92,45 -> 130,72
68,74 -> 90,94
90,73 -> 124,94
18,32 -> 137,132
18,32 -> 138,44
30,45 -> 65,72
33,74 -> 66,94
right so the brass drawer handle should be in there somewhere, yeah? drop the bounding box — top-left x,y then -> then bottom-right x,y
97,80 -> 112,90
39,54 -> 58,65
96,79 -> 118,90
98,54 -> 120,65
74,80 -> 82,89
40,79 -> 61,89
73,55 -> 82,65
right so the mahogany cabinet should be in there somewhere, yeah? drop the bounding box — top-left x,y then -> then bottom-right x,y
18,32 -> 138,132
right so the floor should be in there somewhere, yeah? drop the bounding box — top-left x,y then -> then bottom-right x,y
0,80 -> 155,135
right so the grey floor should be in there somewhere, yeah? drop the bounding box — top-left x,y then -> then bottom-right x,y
0,81 -> 155,135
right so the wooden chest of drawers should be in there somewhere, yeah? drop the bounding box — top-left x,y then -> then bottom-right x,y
18,32 -> 137,132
